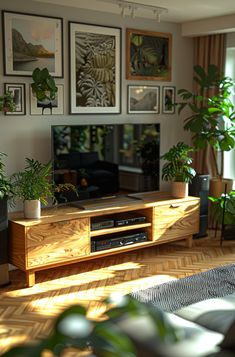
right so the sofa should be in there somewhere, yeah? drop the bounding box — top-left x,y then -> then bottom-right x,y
114,292 -> 235,357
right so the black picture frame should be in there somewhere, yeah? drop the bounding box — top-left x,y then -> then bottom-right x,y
162,86 -> 176,114
128,85 -> 160,114
2,10 -> 63,77
4,83 -> 26,115
69,21 -> 121,114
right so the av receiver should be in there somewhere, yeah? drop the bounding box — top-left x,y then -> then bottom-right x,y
91,215 -> 146,231
91,231 -> 148,252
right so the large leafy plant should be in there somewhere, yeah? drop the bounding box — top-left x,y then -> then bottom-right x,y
177,64 -> 235,178
161,142 -> 196,183
0,152 -> 13,199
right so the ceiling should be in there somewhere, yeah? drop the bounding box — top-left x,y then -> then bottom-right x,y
33,0 -> 235,23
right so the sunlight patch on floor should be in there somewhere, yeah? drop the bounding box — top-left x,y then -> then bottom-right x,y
4,262 -> 145,299
28,274 -> 178,318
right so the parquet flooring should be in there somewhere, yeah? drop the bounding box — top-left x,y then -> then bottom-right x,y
0,233 -> 235,355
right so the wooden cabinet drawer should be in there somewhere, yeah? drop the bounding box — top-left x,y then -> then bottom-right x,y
153,200 -> 199,242
26,218 -> 89,268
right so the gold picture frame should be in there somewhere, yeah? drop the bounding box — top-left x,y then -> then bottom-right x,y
126,28 -> 172,81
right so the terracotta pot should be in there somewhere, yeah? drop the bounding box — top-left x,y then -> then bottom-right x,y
209,178 -> 233,197
171,182 -> 188,198
24,200 -> 41,219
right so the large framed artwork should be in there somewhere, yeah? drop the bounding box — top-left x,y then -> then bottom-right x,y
162,86 -> 175,114
128,85 -> 160,114
2,11 -> 63,77
126,28 -> 172,81
4,83 -> 26,115
69,22 -> 121,114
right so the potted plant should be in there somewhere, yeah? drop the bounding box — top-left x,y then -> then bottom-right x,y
209,190 -> 235,241
0,91 -> 16,113
0,152 -> 14,287
177,64 -> 235,197
31,67 -> 58,114
161,142 -> 196,198
11,158 -> 77,219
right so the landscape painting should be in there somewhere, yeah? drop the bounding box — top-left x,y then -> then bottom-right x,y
128,85 -> 160,114
69,22 -> 121,114
126,28 -> 172,81
2,11 -> 63,77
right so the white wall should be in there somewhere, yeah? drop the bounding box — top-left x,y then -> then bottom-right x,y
0,0 -> 193,198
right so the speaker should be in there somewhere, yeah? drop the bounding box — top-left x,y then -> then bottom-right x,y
189,175 -> 210,238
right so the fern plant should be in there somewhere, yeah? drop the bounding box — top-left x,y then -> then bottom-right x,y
11,158 -> 77,205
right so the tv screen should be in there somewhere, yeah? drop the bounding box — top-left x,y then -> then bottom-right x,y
51,124 -> 160,203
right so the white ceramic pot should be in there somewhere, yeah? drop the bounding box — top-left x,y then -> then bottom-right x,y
172,182 -> 188,198
24,200 -> 41,219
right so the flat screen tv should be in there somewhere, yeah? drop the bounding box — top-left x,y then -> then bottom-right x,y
51,124 -> 160,203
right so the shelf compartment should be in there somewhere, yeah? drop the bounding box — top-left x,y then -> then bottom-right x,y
90,222 -> 151,237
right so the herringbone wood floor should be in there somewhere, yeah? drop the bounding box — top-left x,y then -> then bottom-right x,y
0,233 -> 235,355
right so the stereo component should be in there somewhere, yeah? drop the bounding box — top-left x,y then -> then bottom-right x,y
91,217 -> 115,231
115,216 -> 146,227
91,231 -> 148,252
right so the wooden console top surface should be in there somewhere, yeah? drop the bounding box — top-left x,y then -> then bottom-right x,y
9,191 -> 199,227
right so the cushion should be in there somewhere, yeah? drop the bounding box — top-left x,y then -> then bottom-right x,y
174,292 -> 235,334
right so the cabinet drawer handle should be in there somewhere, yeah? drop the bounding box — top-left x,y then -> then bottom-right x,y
170,204 -> 181,208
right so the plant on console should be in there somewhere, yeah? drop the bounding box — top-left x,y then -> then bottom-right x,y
161,142 -> 196,198
11,158 -> 77,218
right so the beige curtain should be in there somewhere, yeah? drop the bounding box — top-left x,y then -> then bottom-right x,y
193,34 -> 226,177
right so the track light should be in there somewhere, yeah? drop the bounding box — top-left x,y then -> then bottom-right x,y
103,0 -> 168,22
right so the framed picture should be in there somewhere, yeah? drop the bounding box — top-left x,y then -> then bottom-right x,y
162,86 -> 176,114
126,28 -> 172,81
69,22 -> 121,114
4,83 -> 26,115
30,84 -> 64,115
128,85 -> 160,114
2,10 -> 63,77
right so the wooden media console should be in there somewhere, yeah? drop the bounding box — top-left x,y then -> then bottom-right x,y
8,192 -> 200,287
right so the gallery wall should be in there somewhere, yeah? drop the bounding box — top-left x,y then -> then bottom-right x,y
0,0 -> 194,199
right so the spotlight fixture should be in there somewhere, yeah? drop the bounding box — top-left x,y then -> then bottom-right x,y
102,0 -> 168,22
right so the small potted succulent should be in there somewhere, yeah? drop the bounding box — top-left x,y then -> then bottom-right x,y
11,158 -> 77,219
161,142 -> 196,198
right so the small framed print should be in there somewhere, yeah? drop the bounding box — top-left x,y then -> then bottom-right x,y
30,84 -> 64,115
162,86 -> 175,114
128,85 -> 160,114
4,83 -> 26,115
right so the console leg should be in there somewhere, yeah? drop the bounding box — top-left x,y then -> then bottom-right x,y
26,271 -> 35,287
185,235 -> 193,248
